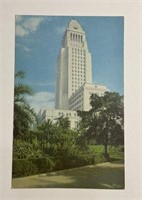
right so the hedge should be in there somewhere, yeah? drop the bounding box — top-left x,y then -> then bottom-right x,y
12,153 -> 107,178
12,159 -> 38,177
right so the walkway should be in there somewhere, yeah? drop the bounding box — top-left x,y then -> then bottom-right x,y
12,162 -> 124,189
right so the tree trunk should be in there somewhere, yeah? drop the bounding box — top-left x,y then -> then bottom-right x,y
104,143 -> 108,155
104,129 -> 109,161
104,143 -> 109,161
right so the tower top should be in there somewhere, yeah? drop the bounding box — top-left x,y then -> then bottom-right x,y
68,19 -> 84,32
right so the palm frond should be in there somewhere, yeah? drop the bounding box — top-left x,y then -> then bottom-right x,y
15,84 -> 33,97
15,71 -> 25,78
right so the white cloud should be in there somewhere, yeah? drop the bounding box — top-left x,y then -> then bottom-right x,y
16,25 -> 29,37
15,16 -> 45,37
56,26 -> 66,35
23,46 -> 32,52
22,17 -> 45,32
26,91 -> 55,113
27,81 -> 55,87
16,43 -> 31,52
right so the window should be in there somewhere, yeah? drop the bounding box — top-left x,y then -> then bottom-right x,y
70,33 -> 72,40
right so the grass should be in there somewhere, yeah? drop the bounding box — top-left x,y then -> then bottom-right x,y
12,162 -> 124,189
90,145 -> 124,164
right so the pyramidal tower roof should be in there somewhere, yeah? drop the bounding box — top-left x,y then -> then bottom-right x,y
67,18 -> 84,32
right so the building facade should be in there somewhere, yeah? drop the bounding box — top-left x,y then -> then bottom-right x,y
69,83 -> 108,111
38,108 -> 80,129
55,19 -> 92,110
39,19 -> 109,128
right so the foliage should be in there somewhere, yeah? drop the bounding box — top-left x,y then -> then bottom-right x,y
56,116 -> 70,129
94,153 -> 108,164
78,92 -> 124,157
37,117 -> 86,157
33,157 -> 55,173
12,159 -> 38,177
13,139 -> 43,159
90,145 -> 124,163
13,74 -> 124,177
14,71 -> 36,140
12,154 -> 96,178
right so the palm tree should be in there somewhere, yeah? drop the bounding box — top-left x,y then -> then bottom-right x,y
56,116 -> 70,129
14,71 -> 36,140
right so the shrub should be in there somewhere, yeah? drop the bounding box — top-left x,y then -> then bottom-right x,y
94,153 -> 108,164
54,157 -> 63,171
12,157 -> 56,178
12,159 -> 38,178
33,157 -> 55,173
12,153 -> 109,178
54,154 -> 96,171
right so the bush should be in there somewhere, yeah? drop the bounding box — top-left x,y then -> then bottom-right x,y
94,153 -> 108,164
12,159 -> 38,178
12,157 -> 55,178
54,154 -> 96,171
12,153 -> 109,178
33,157 -> 55,173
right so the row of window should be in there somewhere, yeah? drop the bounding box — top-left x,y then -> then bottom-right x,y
72,57 -> 85,61
72,89 -> 77,93
89,91 -> 104,96
72,59 -> 85,64
72,52 -> 85,58
72,53 -> 85,57
72,77 -> 84,82
72,48 -> 85,53
72,76 -> 85,80
72,73 -> 85,77
72,66 -> 85,70
70,98 -> 83,107
58,112 -> 77,117
70,33 -> 83,43
72,64 -> 85,68
72,84 -> 83,89
71,43 -> 83,47
71,105 -> 83,111
72,61 -> 85,64
72,70 -> 85,73
69,93 -> 83,104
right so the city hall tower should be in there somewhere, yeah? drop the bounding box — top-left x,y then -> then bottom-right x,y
55,19 -> 92,110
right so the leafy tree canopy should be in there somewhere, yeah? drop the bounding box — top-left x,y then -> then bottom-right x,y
78,92 -> 124,156
14,71 -> 36,140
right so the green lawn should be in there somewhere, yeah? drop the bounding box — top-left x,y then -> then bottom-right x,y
12,162 -> 124,189
90,145 -> 124,164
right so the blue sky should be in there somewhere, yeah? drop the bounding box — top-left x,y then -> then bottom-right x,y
15,16 -> 124,112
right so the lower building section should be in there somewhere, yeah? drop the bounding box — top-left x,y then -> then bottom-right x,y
38,84 -> 108,128
38,108 -> 80,129
69,83 -> 109,111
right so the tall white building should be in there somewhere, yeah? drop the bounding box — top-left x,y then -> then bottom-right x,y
39,19 -> 108,128
55,19 -> 92,110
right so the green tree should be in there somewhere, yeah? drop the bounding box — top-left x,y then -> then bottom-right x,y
37,119 -> 56,155
13,139 -> 43,159
56,116 -> 70,129
78,92 -> 124,158
37,117 -> 82,157
14,71 -> 36,140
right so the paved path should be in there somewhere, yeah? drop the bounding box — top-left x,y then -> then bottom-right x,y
12,163 -> 124,189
